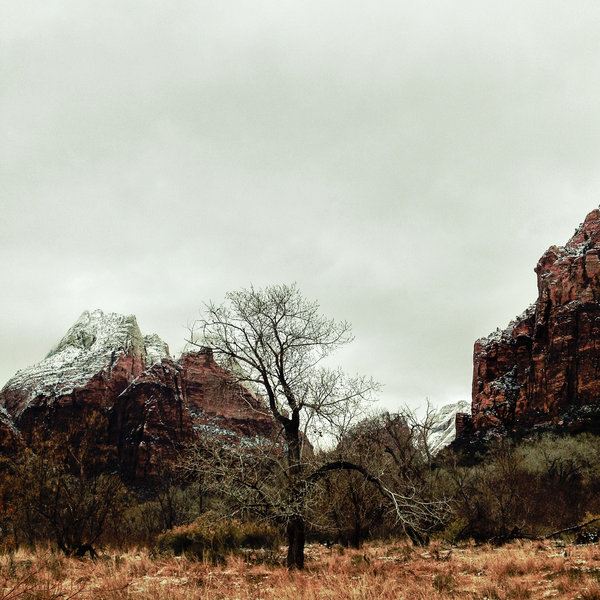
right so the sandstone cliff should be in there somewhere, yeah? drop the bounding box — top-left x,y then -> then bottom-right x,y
467,207 -> 600,435
0,310 -> 274,481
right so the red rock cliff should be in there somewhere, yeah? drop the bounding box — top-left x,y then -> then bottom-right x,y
0,311 -> 275,482
470,208 -> 600,434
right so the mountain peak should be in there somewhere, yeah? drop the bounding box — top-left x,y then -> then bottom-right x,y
0,309 -> 274,481
565,207 -> 600,253
2,309 -> 169,415
47,309 -> 146,359
427,400 -> 470,454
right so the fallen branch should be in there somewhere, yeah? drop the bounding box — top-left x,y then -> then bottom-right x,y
544,518 -> 600,540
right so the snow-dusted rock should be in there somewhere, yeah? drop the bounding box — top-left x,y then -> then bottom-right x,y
0,310 -> 169,418
0,404 -> 21,452
143,333 -> 170,367
0,310 -> 274,481
472,206 -> 600,434
427,400 -> 470,454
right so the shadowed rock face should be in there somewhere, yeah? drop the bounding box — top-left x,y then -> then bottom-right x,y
0,406 -> 22,453
468,208 -> 600,435
110,349 -> 275,481
0,310 -> 274,482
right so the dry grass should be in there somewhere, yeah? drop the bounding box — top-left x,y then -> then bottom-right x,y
1,540 -> 600,599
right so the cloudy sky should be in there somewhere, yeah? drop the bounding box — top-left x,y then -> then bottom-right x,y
2,1 -> 600,413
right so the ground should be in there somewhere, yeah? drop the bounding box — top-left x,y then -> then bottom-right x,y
1,540 -> 600,599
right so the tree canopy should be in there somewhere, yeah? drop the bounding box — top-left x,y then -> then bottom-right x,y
187,283 -> 450,568
187,283 -> 381,567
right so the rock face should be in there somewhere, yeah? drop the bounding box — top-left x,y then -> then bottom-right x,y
2,311 -> 161,434
0,406 -> 22,453
0,310 -> 274,481
427,401 -> 470,454
467,207 -> 600,436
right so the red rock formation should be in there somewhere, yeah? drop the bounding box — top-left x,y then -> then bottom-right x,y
109,358 -> 194,481
179,349 -> 274,439
110,350 -> 274,480
0,311 -> 275,482
455,412 -> 473,439
469,208 -> 600,434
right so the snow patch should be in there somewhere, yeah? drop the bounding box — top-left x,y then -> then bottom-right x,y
0,405 -> 19,434
144,334 -> 170,367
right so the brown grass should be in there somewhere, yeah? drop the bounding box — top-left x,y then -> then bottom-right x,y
1,540 -> 600,599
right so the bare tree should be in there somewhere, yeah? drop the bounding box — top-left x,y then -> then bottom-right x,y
330,410 -> 451,545
186,284 -> 447,568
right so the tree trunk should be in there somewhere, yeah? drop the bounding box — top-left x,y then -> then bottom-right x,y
284,418 -> 305,569
74,544 -> 97,559
406,526 -> 429,546
286,516 -> 305,569
351,521 -> 362,549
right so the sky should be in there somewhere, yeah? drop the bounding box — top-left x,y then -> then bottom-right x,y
2,1 -> 600,413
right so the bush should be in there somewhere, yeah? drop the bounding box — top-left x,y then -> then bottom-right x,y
438,434 -> 600,542
156,512 -> 281,563
432,572 -> 455,593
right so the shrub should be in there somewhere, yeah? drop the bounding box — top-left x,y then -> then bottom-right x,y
432,572 -> 455,593
441,516 -> 469,543
156,512 -> 280,563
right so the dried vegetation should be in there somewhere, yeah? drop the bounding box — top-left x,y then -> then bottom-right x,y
1,540 -> 600,599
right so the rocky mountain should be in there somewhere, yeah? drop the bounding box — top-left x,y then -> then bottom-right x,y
427,400 -> 470,454
2,310 -> 164,421
461,207 -> 600,438
0,310 -> 274,481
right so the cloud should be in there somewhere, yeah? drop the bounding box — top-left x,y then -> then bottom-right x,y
2,1 -> 600,410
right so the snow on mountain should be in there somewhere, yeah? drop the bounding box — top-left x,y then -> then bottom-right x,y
427,400 -> 470,454
0,309 -> 275,479
476,304 -> 536,346
143,333 -> 170,366
0,405 -> 18,434
1,309 -> 169,413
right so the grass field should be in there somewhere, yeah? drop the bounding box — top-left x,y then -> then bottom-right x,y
1,539 -> 600,599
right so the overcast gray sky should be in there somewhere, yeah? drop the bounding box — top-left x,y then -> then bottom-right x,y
2,1 -> 600,412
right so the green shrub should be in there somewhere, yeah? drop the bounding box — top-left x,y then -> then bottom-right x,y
156,512 -> 280,563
